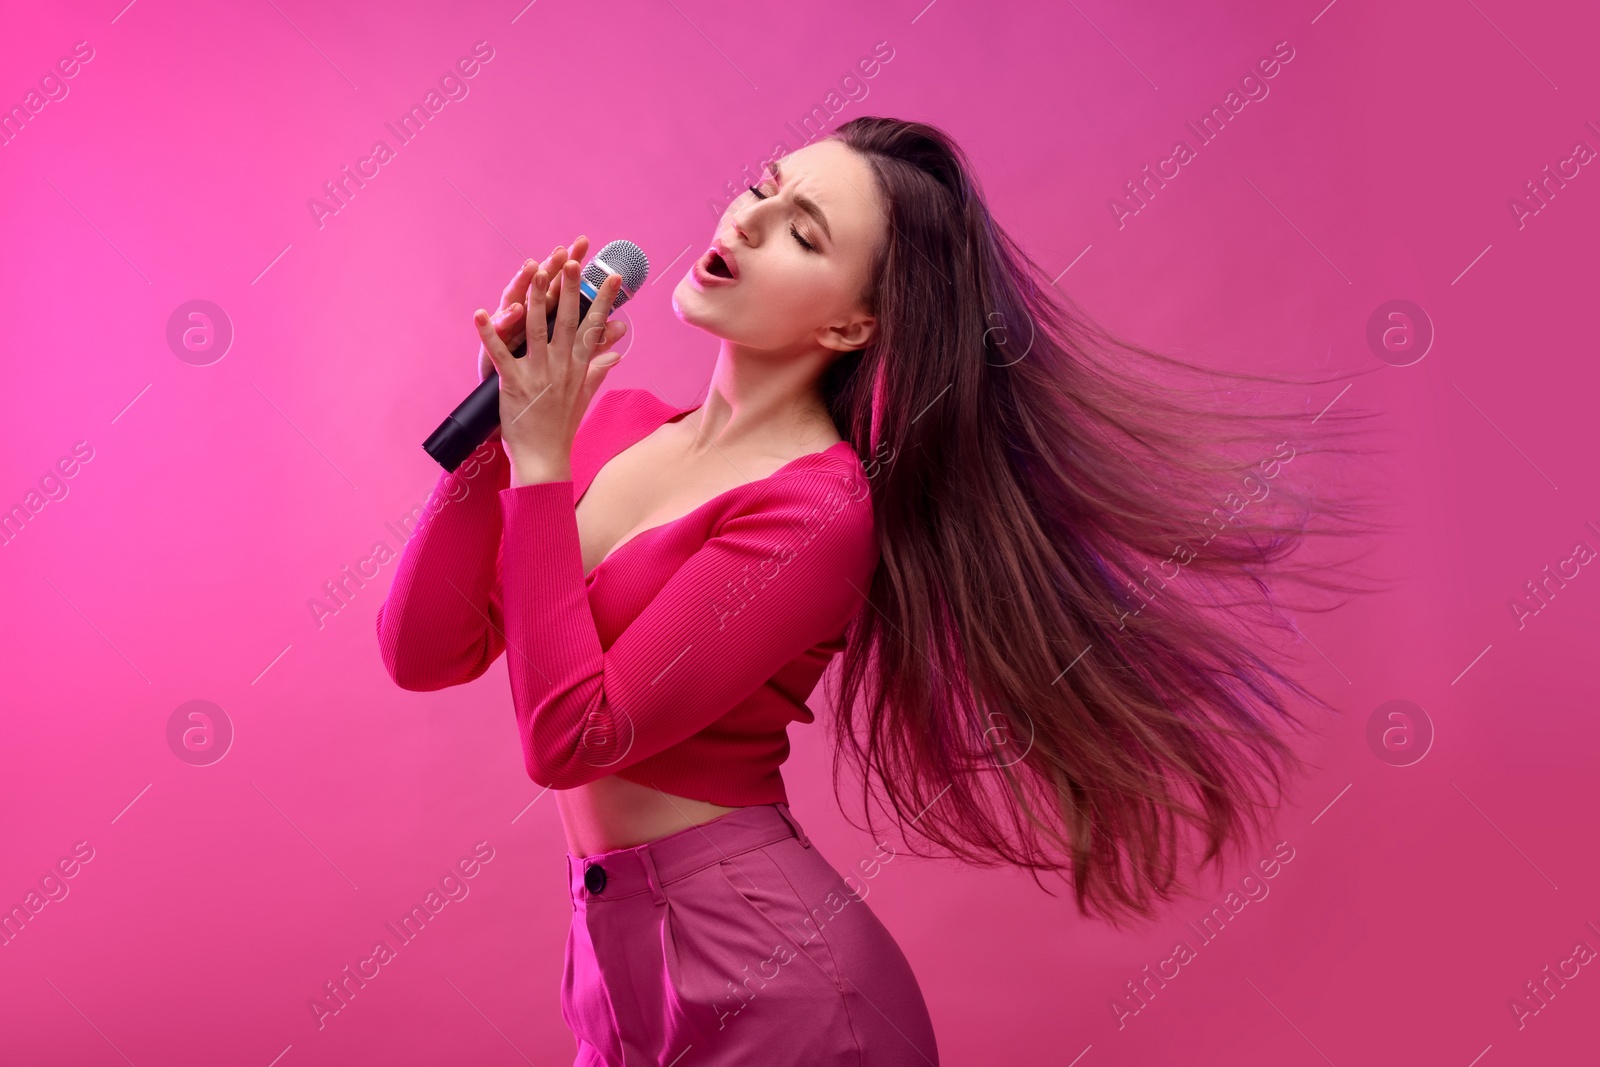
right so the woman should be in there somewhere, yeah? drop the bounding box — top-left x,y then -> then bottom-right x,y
377,116 -> 1379,1065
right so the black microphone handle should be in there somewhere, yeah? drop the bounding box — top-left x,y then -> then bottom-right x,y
421,291 -> 595,472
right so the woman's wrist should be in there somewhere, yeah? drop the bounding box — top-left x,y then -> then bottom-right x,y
508,454 -> 573,488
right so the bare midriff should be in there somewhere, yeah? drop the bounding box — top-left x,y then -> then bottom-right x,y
556,774 -> 744,857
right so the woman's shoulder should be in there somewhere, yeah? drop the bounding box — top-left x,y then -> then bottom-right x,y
576,387 -> 663,446
587,386 -> 658,420
729,441 -> 878,563
798,440 -> 872,509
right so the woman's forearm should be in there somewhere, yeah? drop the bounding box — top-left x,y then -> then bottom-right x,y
376,439 -> 511,690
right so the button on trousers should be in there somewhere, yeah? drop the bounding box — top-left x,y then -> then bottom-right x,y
561,801 -> 940,1066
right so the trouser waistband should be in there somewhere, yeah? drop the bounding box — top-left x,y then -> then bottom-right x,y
565,802 -> 811,906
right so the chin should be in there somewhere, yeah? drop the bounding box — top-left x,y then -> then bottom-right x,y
669,277 -> 791,349
671,278 -> 728,335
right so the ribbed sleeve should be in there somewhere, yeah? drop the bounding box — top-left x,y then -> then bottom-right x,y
376,387 -> 881,805
375,438 -> 511,690
497,466 -> 877,791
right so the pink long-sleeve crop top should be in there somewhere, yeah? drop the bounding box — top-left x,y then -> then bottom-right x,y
376,387 -> 879,806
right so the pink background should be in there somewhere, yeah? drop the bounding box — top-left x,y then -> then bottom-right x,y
3,0 -> 1598,1063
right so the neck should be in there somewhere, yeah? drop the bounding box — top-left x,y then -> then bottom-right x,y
675,340 -> 838,454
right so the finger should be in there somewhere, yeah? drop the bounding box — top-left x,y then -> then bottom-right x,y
511,257 -> 536,291
488,303 -> 524,347
583,322 -> 628,399
587,319 -> 629,365
520,269 -> 551,361
555,259 -> 582,357
575,274 -> 623,362
545,242 -> 584,314
474,307 -> 515,375
492,301 -> 524,327
539,244 -> 572,315
541,239 -> 584,277
548,235 -> 586,271
494,302 -> 526,344
543,265 -> 562,317
542,237 -> 587,311
502,259 -> 537,307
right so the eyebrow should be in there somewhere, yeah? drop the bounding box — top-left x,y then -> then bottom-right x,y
770,161 -> 833,244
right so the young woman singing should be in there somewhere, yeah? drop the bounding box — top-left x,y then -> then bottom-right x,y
376,116 -> 1378,1066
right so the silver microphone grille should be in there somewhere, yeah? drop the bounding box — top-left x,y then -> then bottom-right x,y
583,239 -> 651,311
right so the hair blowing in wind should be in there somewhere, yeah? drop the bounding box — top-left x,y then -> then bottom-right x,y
812,116 -> 1389,926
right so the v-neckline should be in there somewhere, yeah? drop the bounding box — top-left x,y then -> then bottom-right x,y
577,393 -> 853,582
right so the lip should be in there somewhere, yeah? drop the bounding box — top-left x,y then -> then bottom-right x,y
692,240 -> 739,287
710,239 -> 739,279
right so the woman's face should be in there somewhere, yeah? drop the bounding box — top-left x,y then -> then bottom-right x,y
672,139 -> 886,355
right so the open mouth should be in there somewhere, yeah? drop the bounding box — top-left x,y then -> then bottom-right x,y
705,250 -> 734,278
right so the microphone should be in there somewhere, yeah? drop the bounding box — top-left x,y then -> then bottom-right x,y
422,239 -> 652,471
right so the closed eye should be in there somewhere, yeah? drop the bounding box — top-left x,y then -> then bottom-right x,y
746,183 -> 817,252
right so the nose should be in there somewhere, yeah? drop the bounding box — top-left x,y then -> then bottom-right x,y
729,197 -> 764,246
729,208 -> 753,246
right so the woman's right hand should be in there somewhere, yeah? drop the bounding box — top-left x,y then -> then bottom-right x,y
477,235 -> 592,383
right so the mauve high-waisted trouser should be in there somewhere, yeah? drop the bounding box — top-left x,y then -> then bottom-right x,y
560,801 -> 940,1066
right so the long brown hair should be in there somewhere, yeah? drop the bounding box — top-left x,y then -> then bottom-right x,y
813,116 -> 1391,926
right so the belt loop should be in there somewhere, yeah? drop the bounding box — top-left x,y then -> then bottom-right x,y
638,846 -> 667,906
774,802 -> 811,848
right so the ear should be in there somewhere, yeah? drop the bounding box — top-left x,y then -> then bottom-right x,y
816,311 -> 876,353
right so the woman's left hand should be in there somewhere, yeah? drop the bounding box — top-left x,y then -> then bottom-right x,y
475,254 -> 628,486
